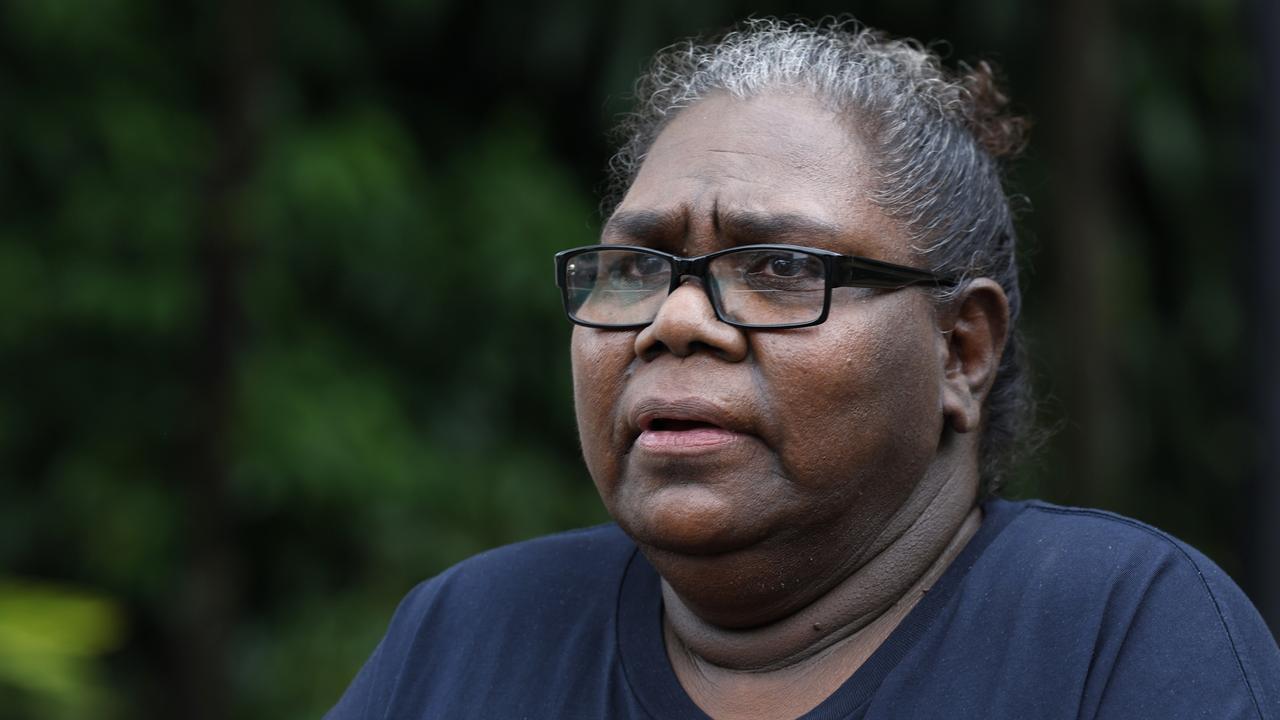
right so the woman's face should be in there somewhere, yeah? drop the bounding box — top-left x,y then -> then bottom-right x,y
572,91 -> 952,610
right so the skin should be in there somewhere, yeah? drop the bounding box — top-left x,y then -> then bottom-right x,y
570,91 -> 1010,719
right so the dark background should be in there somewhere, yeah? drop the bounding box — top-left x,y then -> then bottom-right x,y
1,0 -> 1276,718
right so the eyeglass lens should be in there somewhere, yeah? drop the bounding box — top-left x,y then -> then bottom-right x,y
564,248 -> 827,327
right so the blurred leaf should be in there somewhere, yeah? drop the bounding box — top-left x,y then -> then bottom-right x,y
0,579 -> 123,718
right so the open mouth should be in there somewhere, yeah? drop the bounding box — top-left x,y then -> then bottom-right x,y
629,397 -> 747,453
647,418 -> 724,432
636,416 -> 739,452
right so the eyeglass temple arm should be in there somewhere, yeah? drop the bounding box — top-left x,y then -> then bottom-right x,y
833,256 -> 957,289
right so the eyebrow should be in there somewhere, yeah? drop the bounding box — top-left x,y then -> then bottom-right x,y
602,208 -> 844,248
602,209 -> 687,243
717,210 -> 844,246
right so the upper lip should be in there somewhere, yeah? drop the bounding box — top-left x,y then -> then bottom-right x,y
629,397 -> 752,436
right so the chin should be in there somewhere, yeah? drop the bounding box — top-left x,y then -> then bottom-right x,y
612,483 -> 773,557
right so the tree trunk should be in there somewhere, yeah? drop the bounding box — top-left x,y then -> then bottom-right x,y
177,1 -> 265,717
1043,0 -> 1121,506
1247,0 -> 1280,640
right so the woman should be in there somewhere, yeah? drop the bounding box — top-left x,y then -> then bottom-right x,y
328,19 -> 1280,719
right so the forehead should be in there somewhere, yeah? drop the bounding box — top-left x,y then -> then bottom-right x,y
611,91 -> 910,262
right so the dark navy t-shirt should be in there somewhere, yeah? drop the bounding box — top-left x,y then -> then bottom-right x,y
326,499 -> 1280,719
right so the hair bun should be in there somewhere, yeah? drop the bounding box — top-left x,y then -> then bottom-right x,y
959,60 -> 1030,160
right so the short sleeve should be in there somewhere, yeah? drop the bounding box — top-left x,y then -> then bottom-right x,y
1091,545 -> 1280,719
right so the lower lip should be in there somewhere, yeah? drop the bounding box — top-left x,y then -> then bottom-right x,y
634,427 -> 743,452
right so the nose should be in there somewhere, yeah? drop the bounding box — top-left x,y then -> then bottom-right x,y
633,278 -> 749,361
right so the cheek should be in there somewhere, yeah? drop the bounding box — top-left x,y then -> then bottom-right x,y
754,299 -> 943,496
570,328 -> 634,494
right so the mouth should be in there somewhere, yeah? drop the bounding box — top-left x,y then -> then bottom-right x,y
631,399 -> 749,453
646,418 -> 724,432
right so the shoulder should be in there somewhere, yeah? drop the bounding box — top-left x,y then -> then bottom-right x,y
999,500 -> 1271,629
1003,499 -> 1203,551
423,522 -> 633,590
989,499 -> 1265,642
395,522 -> 635,624
983,499 -> 1238,593
325,524 -> 637,719
977,499 -> 1280,718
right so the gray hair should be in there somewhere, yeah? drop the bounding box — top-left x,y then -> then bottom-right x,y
605,18 -> 1033,493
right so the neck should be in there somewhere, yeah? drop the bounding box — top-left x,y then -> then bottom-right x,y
660,461 -> 981,671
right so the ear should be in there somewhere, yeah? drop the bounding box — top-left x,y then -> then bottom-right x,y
938,279 -> 1010,434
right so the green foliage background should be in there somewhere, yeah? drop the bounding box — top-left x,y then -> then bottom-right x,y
0,0 -> 1269,718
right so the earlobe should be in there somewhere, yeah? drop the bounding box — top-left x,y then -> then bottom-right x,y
939,279 -> 1010,434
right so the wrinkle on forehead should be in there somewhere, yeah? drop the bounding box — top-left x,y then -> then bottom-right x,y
611,91 -> 911,263
646,136 -> 860,193
663,92 -> 860,158
704,148 -> 782,159
632,96 -> 866,200
604,205 -> 848,251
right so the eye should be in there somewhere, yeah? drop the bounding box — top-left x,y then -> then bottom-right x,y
741,251 -> 824,286
760,255 -> 807,277
607,253 -> 668,289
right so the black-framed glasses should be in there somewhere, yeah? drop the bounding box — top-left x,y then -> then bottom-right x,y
554,244 -> 955,330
